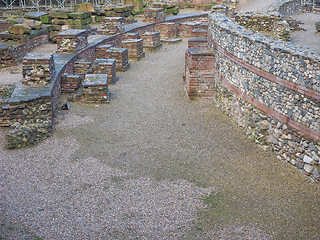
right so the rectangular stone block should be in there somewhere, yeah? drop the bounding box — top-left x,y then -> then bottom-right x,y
191,29 -> 208,38
141,32 -> 162,52
160,22 -> 178,39
121,39 -> 145,61
143,8 -> 165,23
102,17 -> 125,34
179,21 -> 202,37
124,32 -> 140,40
95,44 -> 113,59
61,74 -> 83,93
105,47 -> 130,72
92,59 -> 117,84
188,37 -> 208,49
56,29 -> 88,53
74,60 -> 92,76
22,53 -> 55,85
83,74 -> 109,102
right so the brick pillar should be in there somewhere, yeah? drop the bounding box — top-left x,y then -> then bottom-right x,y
185,48 -> 215,99
95,44 -> 113,59
61,74 -> 83,93
123,32 -> 140,40
92,59 -> 117,84
83,74 -> 109,103
191,29 -> 208,38
179,21 -> 202,38
143,8 -> 165,23
22,53 -> 55,85
56,29 -> 88,53
188,37 -> 208,49
159,22 -> 178,39
102,17 -> 125,34
105,47 -> 130,72
121,39 -> 145,61
141,32 -> 162,52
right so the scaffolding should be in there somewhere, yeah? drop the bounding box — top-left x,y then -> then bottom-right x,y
301,0 -> 320,9
0,0 -> 115,10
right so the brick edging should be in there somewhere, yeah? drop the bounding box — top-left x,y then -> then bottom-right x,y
216,64 -> 320,141
211,40 -> 320,102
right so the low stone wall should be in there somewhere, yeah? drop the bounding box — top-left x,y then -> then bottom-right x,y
268,0 -> 302,17
1,12 -> 209,149
208,12 -> 320,180
0,31 -> 48,68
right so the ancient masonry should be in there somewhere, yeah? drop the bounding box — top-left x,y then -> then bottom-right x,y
0,11 -> 208,149
183,1 -> 320,181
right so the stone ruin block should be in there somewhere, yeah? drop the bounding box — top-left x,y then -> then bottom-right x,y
199,22 -> 208,30
141,32 -> 162,52
74,60 -> 92,76
185,48 -> 215,99
316,21 -> 320,32
22,53 -> 55,85
105,47 -> 130,72
124,32 -> 140,40
92,59 -> 117,84
95,44 -> 113,59
102,17 -> 125,34
56,29 -> 88,53
83,74 -> 109,102
188,37 -> 208,49
121,39 -> 145,61
143,8 -> 165,23
179,21 -> 202,38
61,74 -> 84,93
159,22 -> 178,39
191,29 -> 208,38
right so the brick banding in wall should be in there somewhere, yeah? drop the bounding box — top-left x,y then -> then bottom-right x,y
207,8 -> 320,180
211,41 -> 320,102
217,71 -> 320,141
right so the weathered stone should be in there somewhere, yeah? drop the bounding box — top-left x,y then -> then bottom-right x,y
8,24 -> 32,35
21,19 -> 43,30
78,3 -> 95,12
303,155 -> 313,164
304,164 -> 314,173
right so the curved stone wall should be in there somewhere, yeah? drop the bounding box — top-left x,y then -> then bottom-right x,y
208,12 -> 320,179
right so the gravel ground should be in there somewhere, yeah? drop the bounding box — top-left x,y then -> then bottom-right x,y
1,38 -> 320,239
290,12 -> 320,52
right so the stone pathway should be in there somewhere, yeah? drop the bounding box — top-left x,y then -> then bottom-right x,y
2,37 -> 320,239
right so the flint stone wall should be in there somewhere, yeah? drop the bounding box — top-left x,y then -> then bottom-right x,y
208,12 -> 320,180
268,0 -> 302,17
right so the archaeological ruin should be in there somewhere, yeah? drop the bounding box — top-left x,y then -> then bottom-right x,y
1,0 -> 320,238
